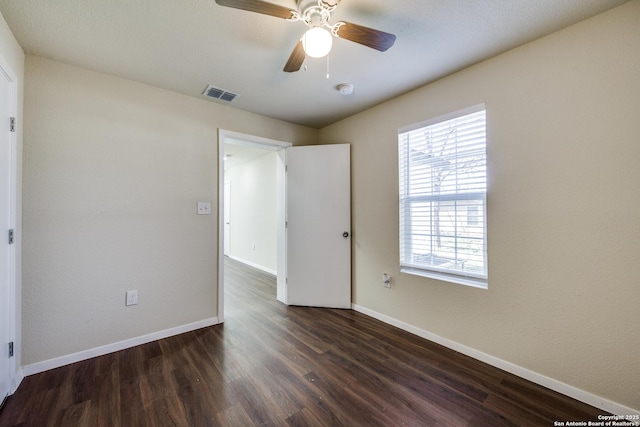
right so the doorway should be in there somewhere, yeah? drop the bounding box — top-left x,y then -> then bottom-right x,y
217,130 -> 291,323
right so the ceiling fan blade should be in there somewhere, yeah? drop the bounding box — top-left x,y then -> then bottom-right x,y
335,21 -> 396,52
214,0 -> 296,20
283,40 -> 305,73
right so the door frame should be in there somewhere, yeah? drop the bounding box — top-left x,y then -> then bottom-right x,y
223,181 -> 230,256
217,129 -> 291,322
0,53 -> 18,396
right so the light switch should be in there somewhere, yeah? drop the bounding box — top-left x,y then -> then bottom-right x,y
197,202 -> 211,215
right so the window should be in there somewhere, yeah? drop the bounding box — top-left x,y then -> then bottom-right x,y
467,206 -> 480,226
398,105 -> 487,288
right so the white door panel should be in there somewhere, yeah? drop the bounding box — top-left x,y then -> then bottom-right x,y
286,144 -> 351,308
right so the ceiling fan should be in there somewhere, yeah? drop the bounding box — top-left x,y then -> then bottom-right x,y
214,0 -> 396,72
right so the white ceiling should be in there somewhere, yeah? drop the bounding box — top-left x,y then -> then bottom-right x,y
0,0 -> 630,128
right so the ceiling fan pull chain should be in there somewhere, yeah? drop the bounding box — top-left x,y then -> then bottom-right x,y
326,54 -> 330,79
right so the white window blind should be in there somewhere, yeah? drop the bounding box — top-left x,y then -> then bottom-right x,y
398,106 -> 487,287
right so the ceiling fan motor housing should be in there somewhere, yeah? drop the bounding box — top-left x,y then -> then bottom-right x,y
295,0 -> 335,29
297,0 -> 321,13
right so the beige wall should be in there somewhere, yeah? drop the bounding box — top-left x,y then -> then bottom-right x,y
22,56 -> 316,366
320,1 -> 640,411
0,10 -> 23,385
12,0 -> 640,412
226,151 -> 278,272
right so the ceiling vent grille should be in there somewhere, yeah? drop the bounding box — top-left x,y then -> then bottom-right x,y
203,85 -> 240,102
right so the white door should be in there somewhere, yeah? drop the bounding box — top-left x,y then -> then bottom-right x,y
223,181 -> 231,256
0,62 -> 13,402
286,144 -> 351,308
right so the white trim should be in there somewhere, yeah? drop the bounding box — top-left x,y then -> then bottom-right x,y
11,368 -> 23,394
220,129 -> 292,151
223,180 -> 231,257
351,303 -> 639,416
228,255 -> 277,276
22,317 -> 219,376
0,53 -> 18,398
400,267 -> 487,289
275,149 -> 287,304
217,129 -> 225,323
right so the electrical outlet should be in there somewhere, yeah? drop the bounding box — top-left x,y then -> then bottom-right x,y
126,290 -> 138,306
383,273 -> 391,288
197,202 -> 211,215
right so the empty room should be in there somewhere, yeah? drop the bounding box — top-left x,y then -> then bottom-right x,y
0,0 -> 638,425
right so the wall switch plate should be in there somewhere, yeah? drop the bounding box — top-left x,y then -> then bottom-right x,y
197,202 -> 211,215
126,290 -> 138,306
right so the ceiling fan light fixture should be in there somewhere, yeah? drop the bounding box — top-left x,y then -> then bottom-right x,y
302,27 -> 332,58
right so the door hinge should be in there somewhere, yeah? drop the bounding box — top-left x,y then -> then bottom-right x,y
8,342 -> 13,358
8,229 -> 14,245
9,117 -> 15,132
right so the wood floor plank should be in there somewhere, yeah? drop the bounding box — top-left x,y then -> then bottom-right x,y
58,400 -> 91,427
272,370 -> 343,425
0,257 -> 608,426
215,403 -> 256,427
285,406 -> 335,427
230,375 -> 288,425
93,370 -> 121,426
119,377 -> 150,427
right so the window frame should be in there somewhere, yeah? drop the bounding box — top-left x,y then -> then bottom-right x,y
398,104 -> 488,289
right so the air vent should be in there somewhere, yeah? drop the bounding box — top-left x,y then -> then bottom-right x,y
202,85 -> 240,102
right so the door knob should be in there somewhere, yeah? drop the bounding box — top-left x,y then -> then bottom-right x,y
343,231 -> 349,238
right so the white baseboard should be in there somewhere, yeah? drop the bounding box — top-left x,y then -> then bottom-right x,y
22,317 -> 220,376
228,255 -> 277,276
352,304 -> 639,416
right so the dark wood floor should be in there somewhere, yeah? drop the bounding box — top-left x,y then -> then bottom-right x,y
1,258 -> 605,426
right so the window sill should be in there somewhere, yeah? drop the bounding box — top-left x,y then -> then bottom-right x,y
400,267 -> 487,289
